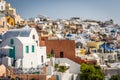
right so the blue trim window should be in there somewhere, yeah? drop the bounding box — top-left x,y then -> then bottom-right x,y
26,46 -> 29,53
32,45 -> 35,53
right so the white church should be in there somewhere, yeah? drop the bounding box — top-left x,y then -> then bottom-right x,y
0,25 -> 46,68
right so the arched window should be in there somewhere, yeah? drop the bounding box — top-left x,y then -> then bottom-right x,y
10,39 -> 14,44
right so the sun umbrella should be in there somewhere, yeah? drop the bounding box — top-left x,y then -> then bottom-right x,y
67,34 -> 72,37
59,63 -> 70,67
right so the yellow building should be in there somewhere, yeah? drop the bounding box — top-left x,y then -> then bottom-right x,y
80,49 -> 86,55
6,14 -> 15,27
87,41 -> 103,49
0,13 -> 8,34
5,3 -> 23,25
87,41 -> 103,54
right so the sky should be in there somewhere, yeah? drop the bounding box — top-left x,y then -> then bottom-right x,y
6,0 -> 120,24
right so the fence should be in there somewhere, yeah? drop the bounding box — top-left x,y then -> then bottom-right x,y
13,67 -> 43,74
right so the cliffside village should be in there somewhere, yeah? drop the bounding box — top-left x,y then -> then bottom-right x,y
0,0 -> 120,80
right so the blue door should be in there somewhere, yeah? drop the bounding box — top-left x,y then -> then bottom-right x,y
56,75 -> 59,80
9,46 -> 15,59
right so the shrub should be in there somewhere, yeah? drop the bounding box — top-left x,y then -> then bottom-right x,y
55,64 -> 59,69
58,66 -> 67,73
80,63 -> 105,80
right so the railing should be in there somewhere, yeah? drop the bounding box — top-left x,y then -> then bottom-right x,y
103,68 -> 120,75
13,67 -> 43,74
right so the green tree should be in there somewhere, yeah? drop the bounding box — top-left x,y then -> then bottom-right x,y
80,64 -> 105,80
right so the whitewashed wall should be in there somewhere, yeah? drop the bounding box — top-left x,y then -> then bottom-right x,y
55,58 -> 80,74
0,0 -> 6,11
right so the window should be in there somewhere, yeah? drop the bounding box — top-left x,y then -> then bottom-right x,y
3,21 -> 5,26
7,18 -> 10,22
9,46 -> 15,59
56,75 -> 59,80
26,46 -> 29,53
1,6 -> 3,10
32,45 -> 34,53
41,56 -> 44,63
36,41 -> 38,46
11,22 -> 13,26
33,35 -> 35,39
60,52 -> 64,58
10,39 -> 14,44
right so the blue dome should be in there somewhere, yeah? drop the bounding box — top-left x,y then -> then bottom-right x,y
67,34 -> 72,37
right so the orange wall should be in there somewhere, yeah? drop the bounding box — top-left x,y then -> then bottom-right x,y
39,36 -> 49,46
45,40 -> 83,64
45,40 -> 96,64
13,74 -> 46,80
46,40 -> 76,59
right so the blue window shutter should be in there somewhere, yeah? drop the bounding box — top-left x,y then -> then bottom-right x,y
26,46 -> 29,53
32,45 -> 35,53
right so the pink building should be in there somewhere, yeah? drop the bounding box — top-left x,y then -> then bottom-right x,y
0,13 -> 8,34
0,64 -> 6,78
14,13 -> 24,24
117,35 -> 120,42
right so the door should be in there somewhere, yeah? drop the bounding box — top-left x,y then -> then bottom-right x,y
9,46 -> 15,59
60,52 -> 64,58
56,75 -> 59,80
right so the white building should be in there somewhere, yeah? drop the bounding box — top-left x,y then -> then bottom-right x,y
55,58 -> 80,74
0,0 -> 6,11
0,25 -> 46,68
34,14 -> 50,23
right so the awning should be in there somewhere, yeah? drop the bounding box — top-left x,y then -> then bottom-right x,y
0,45 -> 13,49
67,34 -> 72,37
111,29 -> 116,33
59,63 -> 70,67
101,43 -> 114,51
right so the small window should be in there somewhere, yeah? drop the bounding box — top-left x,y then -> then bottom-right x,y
7,18 -> 10,22
32,45 -> 34,53
3,21 -> 5,26
36,41 -> 38,46
33,35 -> 35,39
26,46 -> 29,53
11,22 -> 13,26
41,56 -> 44,63
10,39 -> 14,44
1,6 -> 3,10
